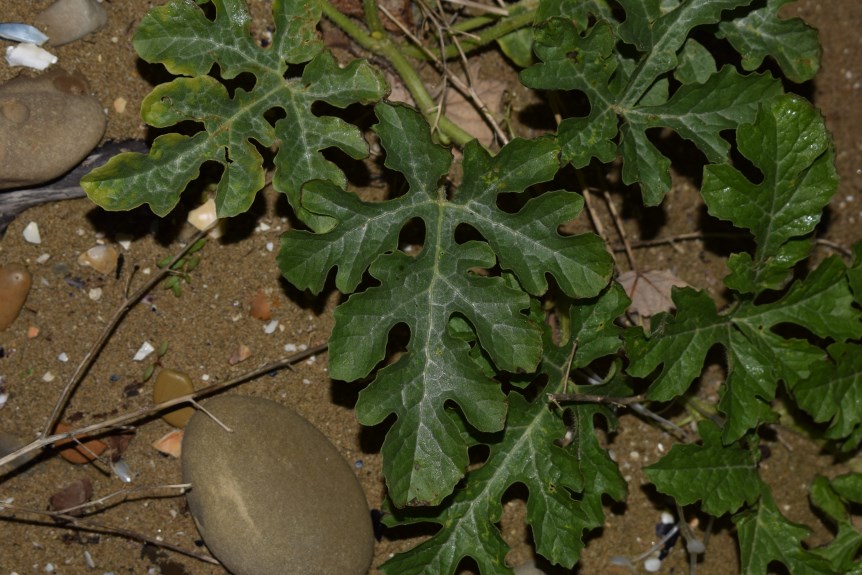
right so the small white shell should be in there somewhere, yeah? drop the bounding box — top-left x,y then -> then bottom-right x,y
111,458 -> 134,483
22,221 -> 41,244
133,341 -> 155,361
0,23 -> 49,45
5,43 -> 57,70
187,198 -> 221,235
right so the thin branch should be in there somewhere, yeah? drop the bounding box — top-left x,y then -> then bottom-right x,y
602,190 -> 636,271
0,343 -> 327,470
41,228 -> 210,439
0,502 -> 219,565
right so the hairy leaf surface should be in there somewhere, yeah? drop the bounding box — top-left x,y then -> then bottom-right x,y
280,103 -> 613,506
81,0 -> 387,220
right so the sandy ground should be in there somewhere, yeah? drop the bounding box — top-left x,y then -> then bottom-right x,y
0,1 -> 860,574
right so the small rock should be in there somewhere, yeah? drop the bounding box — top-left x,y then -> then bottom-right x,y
228,344 -> 252,365
0,263 -> 32,331
48,477 -> 93,516
78,245 -> 118,275
182,396 -> 374,575
153,369 -> 195,428
249,289 -> 271,321
0,69 -> 106,190
35,0 -> 107,47
52,422 -> 107,464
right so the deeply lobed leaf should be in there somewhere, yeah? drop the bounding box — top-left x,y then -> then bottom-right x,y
380,292 -> 626,574
521,0 -> 786,204
702,95 -> 837,293
280,102 -> 613,506
81,0 -> 387,219
645,420 -> 759,515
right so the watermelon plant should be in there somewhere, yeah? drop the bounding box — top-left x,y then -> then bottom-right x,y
81,0 -> 862,572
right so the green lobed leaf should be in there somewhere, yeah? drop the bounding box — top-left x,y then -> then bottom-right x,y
628,254 -> 861,442
568,282 -> 630,368
735,484 -> 835,574
380,301 -> 626,574
702,95 -> 837,293
279,103 -> 613,506
645,420 -> 759,516
795,342 -> 862,448
717,0 -> 821,83
521,0 -> 787,204
81,0 -> 387,220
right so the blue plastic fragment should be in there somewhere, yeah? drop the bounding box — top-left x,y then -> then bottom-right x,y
0,23 -> 49,46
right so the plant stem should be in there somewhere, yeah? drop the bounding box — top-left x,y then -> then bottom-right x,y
363,0 -> 385,34
319,0 -> 476,147
402,1 -> 538,60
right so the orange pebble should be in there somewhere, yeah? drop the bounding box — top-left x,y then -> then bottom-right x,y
53,422 -> 107,464
250,289 -> 271,321
27,326 -> 39,338
0,263 -> 31,331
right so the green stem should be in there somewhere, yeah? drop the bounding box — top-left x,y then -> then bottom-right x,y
318,0 -> 475,147
402,1 -> 537,60
363,0 -> 385,35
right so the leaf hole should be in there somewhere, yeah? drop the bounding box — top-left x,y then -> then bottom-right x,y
453,223 -> 485,245
216,69 -> 257,98
723,129 -> 764,185
644,126 -> 709,187
467,444 -> 490,469
197,1 -> 217,22
398,217 -> 425,255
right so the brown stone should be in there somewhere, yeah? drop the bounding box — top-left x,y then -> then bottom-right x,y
0,69 -> 106,190
153,369 -> 196,428
0,263 -> 32,331
182,396 -> 374,575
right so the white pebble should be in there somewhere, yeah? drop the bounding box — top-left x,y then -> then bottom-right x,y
644,557 -> 662,572
302,379 -> 311,385
660,511 -> 675,524
57,352 -> 69,363
266,241 -> 274,252
89,287 -> 103,301
35,253 -> 50,263
22,221 -> 41,244
83,549 -> 95,568
284,343 -> 297,353
263,320 -> 278,334
133,341 -> 155,361
0,392 -> 7,408
42,371 -> 55,382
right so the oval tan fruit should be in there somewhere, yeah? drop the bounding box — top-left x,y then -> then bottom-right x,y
153,369 -> 195,428
181,395 -> 373,575
0,263 -> 31,331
